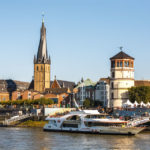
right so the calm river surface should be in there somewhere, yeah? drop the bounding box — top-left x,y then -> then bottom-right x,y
0,128 -> 150,150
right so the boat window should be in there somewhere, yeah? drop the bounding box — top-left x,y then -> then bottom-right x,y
84,122 -> 126,127
85,115 -> 107,119
66,115 -> 81,121
49,120 -> 57,127
62,123 -> 78,128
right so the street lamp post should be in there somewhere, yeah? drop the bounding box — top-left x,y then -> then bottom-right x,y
81,82 -> 84,106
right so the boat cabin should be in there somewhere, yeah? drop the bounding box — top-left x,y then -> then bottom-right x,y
61,115 -> 81,128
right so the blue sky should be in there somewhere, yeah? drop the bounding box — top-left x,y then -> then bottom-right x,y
0,0 -> 150,83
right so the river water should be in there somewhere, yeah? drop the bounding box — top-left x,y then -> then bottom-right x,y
0,128 -> 150,150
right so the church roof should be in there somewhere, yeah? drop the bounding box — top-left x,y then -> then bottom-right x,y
110,51 -> 134,60
34,20 -> 51,64
29,79 -> 75,92
56,80 -> 75,90
51,79 -> 61,88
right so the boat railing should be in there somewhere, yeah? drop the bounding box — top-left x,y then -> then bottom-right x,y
127,116 -> 150,127
63,120 -> 81,124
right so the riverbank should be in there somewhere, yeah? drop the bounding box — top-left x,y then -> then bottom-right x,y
17,120 -> 48,128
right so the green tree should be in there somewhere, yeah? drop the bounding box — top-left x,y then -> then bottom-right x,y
128,86 -> 150,103
83,99 -> 90,108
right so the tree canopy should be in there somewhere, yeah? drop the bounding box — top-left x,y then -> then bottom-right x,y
83,99 -> 91,108
0,98 -> 54,106
128,86 -> 150,103
83,98 -> 102,108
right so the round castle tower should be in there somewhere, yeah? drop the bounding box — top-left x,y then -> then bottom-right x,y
110,50 -> 134,108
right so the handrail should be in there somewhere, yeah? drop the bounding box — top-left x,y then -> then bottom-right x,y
3,114 -> 33,125
127,117 -> 150,127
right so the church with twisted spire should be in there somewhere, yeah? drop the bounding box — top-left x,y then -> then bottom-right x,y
32,18 -> 75,95
34,19 -> 51,92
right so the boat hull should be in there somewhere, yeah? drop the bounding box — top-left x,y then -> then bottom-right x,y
43,126 -> 145,135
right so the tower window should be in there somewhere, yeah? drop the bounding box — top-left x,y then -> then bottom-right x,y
124,61 -> 129,67
127,61 -> 129,67
131,61 -> 133,68
111,93 -> 114,99
37,66 -> 39,71
124,61 -> 126,67
120,61 -> 123,67
111,61 -> 115,68
117,61 -> 120,67
111,82 -> 114,89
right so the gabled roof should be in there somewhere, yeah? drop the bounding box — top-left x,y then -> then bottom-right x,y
110,51 -> 134,60
51,79 -> 61,88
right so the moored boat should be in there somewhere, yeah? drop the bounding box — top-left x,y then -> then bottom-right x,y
43,110 -> 145,135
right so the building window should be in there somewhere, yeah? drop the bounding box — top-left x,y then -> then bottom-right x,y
37,66 -> 39,71
112,72 -> 115,78
111,93 -> 114,99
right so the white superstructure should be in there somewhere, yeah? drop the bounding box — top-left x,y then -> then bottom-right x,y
43,110 -> 144,135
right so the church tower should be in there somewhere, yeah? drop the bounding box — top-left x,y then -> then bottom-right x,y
110,49 -> 134,108
34,19 -> 51,92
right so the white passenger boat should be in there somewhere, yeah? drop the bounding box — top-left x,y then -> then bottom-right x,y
43,110 -> 145,135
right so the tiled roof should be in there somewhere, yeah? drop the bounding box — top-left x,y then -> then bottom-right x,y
50,80 -> 75,90
45,88 -> 68,94
57,80 -> 75,90
28,80 -> 34,90
0,79 -> 29,92
100,77 -> 110,84
110,51 -> 134,60
135,80 -> 150,87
